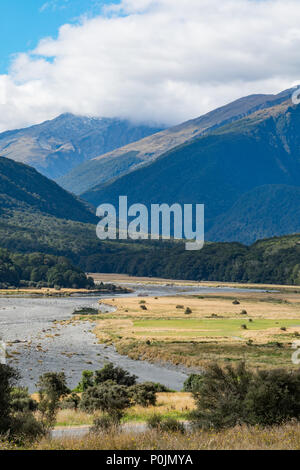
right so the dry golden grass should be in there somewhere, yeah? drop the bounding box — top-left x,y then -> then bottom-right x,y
54,393 -> 195,427
89,273 -> 300,291
91,290 -> 300,369
29,423 -> 300,450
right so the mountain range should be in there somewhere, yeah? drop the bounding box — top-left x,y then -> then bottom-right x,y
0,114 -> 162,181
2,150 -> 300,285
81,90 -> 300,244
1,86 -> 300,245
59,88 -> 293,194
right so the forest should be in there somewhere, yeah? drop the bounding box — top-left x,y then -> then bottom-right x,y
0,249 -> 94,289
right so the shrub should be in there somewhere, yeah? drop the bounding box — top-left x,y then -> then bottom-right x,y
0,364 -> 20,434
232,300 -> 240,305
90,414 -> 120,434
185,307 -> 192,315
9,412 -> 45,444
94,363 -> 137,386
60,392 -> 81,410
190,362 -> 300,429
176,305 -> 184,309
240,310 -> 248,315
183,374 -> 203,392
129,383 -> 157,407
147,414 -> 185,434
140,305 -> 147,310
80,382 -> 131,421
37,372 -> 70,428
0,365 -> 44,443
10,387 -> 38,412
245,369 -> 300,426
75,370 -> 94,392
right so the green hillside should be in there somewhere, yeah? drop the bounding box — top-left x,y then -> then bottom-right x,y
82,100 -> 300,242
0,156 -> 96,223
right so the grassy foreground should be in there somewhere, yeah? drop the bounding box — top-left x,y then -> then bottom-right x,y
55,393 -> 195,426
3,423 -> 299,450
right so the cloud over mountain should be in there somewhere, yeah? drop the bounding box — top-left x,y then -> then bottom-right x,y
1,0 -> 300,131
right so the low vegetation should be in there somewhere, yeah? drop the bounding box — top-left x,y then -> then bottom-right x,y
1,362 -> 300,450
93,292 -> 300,369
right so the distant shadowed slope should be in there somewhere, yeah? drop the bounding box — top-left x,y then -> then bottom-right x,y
207,184 -> 300,244
0,156 -> 96,223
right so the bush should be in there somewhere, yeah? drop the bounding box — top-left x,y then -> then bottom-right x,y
147,414 -> 185,434
240,310 -> 248,315
190,362 -> 300,429
94,363 -> 137,387
176,305 -> 184,309
9,412 -> 45,444
140,305 -> 147,310
75,370 -> 94,392
232,300 -> 240,305
245,368 -> 300,426
37,372 -> 70,428
129,383 -> 157,407
80,382 -> 131,420
0,365 -> 44,443
60,392 -> 81,410
0,364 -> 20,434
183,374 -> 203,392
10,387 -> 38,412
90,414 -> 120,434
185,307 -> 192,315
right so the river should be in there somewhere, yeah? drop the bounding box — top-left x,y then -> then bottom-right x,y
0,282 -> 265,392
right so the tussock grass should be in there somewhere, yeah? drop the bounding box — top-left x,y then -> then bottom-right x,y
26,423 -> 300,450
55,393 -> 195,427
92,291 -> 300,369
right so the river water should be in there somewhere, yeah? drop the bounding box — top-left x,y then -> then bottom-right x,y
0,282 -> 264,392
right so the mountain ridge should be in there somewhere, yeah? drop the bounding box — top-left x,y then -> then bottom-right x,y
0,114 -> 162,181
60,87 -> 295,194
81,97 -> 300,243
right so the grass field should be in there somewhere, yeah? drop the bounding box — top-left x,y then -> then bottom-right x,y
87,284 -> 300,369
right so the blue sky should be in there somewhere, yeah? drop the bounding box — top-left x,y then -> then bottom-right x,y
0,0 -> 119,73
0,0 -> 298,132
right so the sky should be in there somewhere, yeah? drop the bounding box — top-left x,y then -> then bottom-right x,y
0,0 -> 299,132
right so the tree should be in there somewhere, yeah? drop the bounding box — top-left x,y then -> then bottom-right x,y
245,368 -> 300,426
10,387 -> 38,412
80,382 -> 131,421
37,372 -> 70,428
190,362 -> 300,429
0,364 -> 20,434
94,363 -> 137,387
75,370 -> 95,392
190,362 -> 252,430
0,365 -> 44,443
129,383 -> 157,407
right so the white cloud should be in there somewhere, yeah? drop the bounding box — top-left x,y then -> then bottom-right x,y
1,0 -> 300,131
